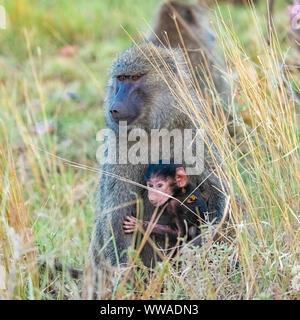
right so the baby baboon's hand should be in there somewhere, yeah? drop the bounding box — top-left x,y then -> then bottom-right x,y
123,216 -> 139,234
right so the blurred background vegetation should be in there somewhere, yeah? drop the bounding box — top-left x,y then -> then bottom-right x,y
0,0 -> 299,299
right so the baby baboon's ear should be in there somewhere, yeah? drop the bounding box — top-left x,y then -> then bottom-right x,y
175,167 -> 188,188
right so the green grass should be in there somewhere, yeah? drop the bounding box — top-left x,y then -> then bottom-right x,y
0,0 -> 299,300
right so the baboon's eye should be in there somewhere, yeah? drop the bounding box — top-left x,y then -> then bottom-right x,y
148,183 -> 153,188
131,75 -> 141,81
157,183 -> 163,188
117,75 -> 126,81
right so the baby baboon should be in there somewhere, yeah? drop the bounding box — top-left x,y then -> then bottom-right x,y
89,42 -> 228,275
123,162 -> 208,245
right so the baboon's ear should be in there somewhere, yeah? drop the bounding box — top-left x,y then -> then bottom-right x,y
175,167 -> 188,188
168,1 -> 195,25
180,7 -> 195,25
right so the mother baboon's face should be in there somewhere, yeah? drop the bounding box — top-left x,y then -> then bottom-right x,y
107,44 -> 179,128
109,73 -> 148,125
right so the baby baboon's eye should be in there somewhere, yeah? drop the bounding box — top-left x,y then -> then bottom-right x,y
148,183 -> 153,188
117,75 -> 126,81
157,183 -> 163,188
131,75 -> 141,81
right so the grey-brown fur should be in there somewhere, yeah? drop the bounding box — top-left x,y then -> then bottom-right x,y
87,2 -> 232,298
89,43 -> 227,273
149,1 -> 232,110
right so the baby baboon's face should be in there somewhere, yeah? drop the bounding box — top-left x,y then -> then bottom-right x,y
147,175 -> 174,207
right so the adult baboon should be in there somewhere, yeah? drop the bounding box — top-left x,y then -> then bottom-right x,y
87,2 -> 231,298
89,42 -> 227,271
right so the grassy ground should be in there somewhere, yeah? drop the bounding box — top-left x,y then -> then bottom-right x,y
0,0 -> 299,299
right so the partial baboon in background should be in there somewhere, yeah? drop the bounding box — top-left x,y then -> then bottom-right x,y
149,1 -> 233,130
288,1 -> 300,51
150,1 -> 230,98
